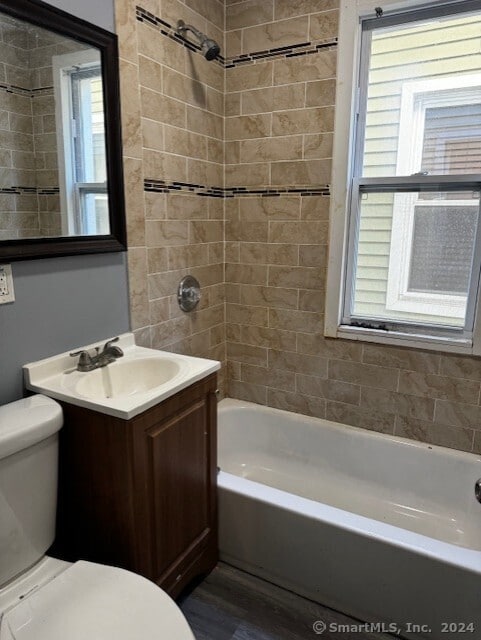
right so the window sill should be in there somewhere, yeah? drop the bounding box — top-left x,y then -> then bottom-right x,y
333,324 -> 475,355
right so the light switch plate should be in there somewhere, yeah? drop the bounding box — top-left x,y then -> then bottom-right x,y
0,264 -> 15,304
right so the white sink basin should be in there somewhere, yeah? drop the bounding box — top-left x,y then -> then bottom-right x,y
73,357 -> 183,400
24,333 -> 220,419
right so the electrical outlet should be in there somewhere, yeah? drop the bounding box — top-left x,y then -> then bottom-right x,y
0,264 -> 15,304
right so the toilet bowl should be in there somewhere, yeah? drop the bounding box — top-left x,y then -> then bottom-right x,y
0,395 -> 195,640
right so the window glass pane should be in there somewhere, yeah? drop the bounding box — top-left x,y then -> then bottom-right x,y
421,104 -> 481,174
361,12 -> 481,178
409,205 -> 477,293
80,192 -> 109,235
72,70 -> 106,184
350,191 -> 480,328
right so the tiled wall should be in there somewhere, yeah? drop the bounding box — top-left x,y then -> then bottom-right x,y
115,0 -> 226,383
0,17 -> 65,239
116,0 -> 481,454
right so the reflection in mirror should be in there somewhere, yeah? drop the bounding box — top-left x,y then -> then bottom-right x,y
0,13 -> 109,240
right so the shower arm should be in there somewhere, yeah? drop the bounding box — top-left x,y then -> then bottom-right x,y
177,20 -> 204,43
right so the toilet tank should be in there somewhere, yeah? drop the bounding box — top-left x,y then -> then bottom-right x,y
0,395 -> 63,587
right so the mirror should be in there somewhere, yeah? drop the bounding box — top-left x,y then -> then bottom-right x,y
0,0 -> 126,260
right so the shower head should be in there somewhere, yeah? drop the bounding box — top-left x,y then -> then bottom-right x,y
176,19 -> 221,61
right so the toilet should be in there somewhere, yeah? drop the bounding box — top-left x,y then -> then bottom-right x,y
0,394 -> 195,640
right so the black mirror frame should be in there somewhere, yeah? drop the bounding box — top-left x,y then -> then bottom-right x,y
0,0 -> 127,261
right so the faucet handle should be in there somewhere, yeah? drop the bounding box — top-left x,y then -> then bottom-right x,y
103,336 -> 120,351
69,349 -> 92,367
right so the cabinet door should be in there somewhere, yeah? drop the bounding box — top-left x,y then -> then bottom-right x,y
141,395 -> 215,585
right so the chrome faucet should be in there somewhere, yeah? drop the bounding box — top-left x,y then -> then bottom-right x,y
70,337 -> 124,372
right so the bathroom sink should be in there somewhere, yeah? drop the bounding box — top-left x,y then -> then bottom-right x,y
23,333 -> 220,419
73,357 -> 183,400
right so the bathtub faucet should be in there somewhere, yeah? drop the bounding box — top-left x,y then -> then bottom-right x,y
70,337 -> 124,372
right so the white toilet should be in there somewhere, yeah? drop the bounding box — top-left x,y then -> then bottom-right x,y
0,394 -> 196,640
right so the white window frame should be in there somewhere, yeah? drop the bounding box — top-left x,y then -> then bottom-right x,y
53,50 -> 107,236
325,0 -> 481,355
386,75 -> 481,319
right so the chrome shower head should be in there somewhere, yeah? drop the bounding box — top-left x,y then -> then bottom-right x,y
176,19 -> 221,61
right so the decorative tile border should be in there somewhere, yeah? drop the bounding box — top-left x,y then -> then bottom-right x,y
0,83 -> 54,98
0,186 -> 59,195
144,179 -> 329,198
136,6 -> 337,68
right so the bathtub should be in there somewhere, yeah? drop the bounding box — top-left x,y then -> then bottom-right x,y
218,399 -> 481,640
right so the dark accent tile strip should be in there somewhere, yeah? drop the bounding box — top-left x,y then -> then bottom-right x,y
144,179 -> 329,198
136,6 -> 336,69
0,83 -> 54,97
0,186 -> 59,195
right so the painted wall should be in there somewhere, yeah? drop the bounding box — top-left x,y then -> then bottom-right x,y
0,0 -> 130,405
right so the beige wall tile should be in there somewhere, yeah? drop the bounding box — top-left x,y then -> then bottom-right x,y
226,62 -> 273,92
240,136 -> 303,162
239,196 -> 300,220
228,379 -> 268,404
120,59 -> 142,159
225,114 -> 272,140
398,371 -> 480,404
227,220 -> 269,242
226,303 -> 269,326
226,30 -> 242,58
274,49 -> 336,84
227,0 -> 274,30
242,85 -> 305,115
363,344 -> 441,374
225,162 -> 270,186
297,374 -> 360,405
434,400 -> 481,430
145,220 -> 189,246
243,16 -> 309,52
394,416 -> 474,452
139,55 -> 162,92
187,105 -> 223,139
326,401 -> 395,434
439,355 -> 481,381
309,10 -> 339,40
185,0 -> 224,30
267,388 -> 326,418
239,284 -> 298,309
271,159 -> 331,185
227,341 -> 268,365
127,247 -> 150,329
226,263 -> 268,285
272,107 -> 334,136
242,363 -> 296,390
269,220 -> 328,244
361,388 -> 434,421
269,308 -> 321,333
274,0 -> 339,21
268,265 -> 323,289
329,359 -> 399,390
241,325 -> 297,351
297,334 -> 362,361
304,133 -> 333,159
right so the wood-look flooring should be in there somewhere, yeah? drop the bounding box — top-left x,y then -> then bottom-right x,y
180,563 -> 398,640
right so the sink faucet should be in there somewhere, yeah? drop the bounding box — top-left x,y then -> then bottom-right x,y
70,337 -> 124,372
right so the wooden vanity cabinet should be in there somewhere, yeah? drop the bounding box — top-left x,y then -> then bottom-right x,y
53,373 -> 218,597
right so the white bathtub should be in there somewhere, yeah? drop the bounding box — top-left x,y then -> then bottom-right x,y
218,399 -> 481,640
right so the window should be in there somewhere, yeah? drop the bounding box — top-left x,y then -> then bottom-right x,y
326,0 -> 481,354
53,50 -> 108,236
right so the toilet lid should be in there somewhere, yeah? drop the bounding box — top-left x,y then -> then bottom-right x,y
0,561 -> 195,640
